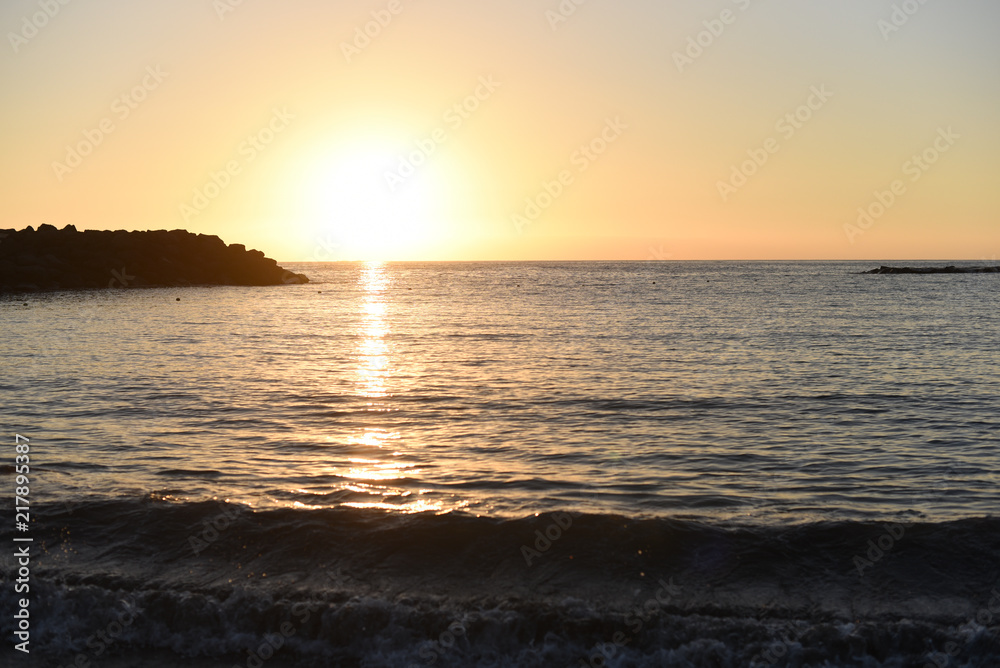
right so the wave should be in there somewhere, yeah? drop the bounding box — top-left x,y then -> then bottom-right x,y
3,498 -> 999,666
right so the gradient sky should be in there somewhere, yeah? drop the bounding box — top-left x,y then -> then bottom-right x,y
2,0 -> 998,261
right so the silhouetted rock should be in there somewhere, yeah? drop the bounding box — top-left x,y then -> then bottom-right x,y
0,227 -> 308,293
863,265 -> 1000,274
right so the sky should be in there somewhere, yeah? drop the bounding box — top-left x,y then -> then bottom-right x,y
2,0 -> 998,261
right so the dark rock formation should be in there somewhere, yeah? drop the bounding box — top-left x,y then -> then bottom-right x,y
863,265 -> 1000,274
0,225 -> 308,292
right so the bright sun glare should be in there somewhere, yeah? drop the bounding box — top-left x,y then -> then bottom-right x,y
301,145 -> 448,261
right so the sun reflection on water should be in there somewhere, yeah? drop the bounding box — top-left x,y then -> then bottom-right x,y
330,262 -> 444,513
357,261 -> 391,400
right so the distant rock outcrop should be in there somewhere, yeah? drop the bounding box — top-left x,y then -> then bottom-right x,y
0,225 -> 308,292
864,265 -> 1000,274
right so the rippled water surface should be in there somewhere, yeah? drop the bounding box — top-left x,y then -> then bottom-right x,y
4,261 -> 999,522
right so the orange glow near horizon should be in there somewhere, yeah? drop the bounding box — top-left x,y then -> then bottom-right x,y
1,2 -> 998,261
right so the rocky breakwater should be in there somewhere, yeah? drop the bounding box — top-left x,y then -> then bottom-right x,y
864,265 -> 1000,274
0,225 -> 308,292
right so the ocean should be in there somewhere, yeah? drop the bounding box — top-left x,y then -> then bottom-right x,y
2,261 -> 999,667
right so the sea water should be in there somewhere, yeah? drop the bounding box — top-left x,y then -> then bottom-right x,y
2,261 -> 998,666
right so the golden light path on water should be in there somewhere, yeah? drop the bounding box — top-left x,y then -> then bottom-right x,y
332,261 -> 443,514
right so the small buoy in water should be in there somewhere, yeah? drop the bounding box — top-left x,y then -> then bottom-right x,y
176,297 -> 181,301
23,303 -> 28,307
318,291 -> 322,294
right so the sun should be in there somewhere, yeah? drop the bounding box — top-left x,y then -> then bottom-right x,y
299,143 -> 448,261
